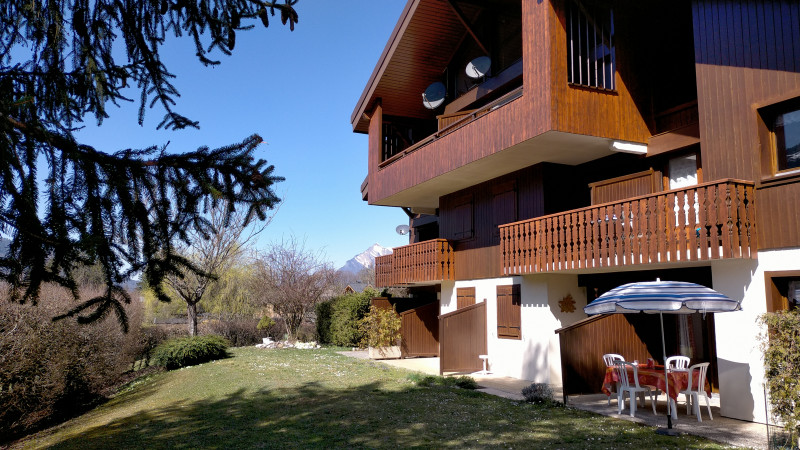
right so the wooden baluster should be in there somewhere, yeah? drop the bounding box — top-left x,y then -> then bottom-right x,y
675,191 -> 687,261
613,203 -> 623,267
721,184 -> 733,258
577,210 -> 586,269
697,186 -> 709,260
666,192 -> 677,262
564,213 -> 573,270
707,184 -> 720,259
743,185 -> 756,258
687,188 -> 698,261
729,183 -> 741,257
591,208 -> 601,268
656,195 -> 667,262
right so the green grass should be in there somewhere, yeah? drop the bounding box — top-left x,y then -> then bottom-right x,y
14,347 -> 739,449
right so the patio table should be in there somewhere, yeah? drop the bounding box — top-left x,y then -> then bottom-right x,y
601,364 -> 712,419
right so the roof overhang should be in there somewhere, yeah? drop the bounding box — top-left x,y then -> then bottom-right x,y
350,0 -> 485,133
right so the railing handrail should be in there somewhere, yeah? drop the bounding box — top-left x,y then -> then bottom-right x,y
378,86 -> 523,169
499,178 -> 755,229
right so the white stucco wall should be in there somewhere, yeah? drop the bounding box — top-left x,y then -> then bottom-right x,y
440,276 -> 587,384
712,248 -> 800,424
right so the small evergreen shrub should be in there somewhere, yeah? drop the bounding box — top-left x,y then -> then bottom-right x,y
406,373 -> 477,389
329,290 -> 375,346
315,300 -> 334,344
359,305 -> 401,349
257,316 -> 276,330
151,335 -> 230,370
522,383 -> 554,404
759,309 -> 800,447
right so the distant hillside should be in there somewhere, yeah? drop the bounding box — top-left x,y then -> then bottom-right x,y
339,243 -> 392,274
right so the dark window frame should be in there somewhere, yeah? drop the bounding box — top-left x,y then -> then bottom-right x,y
758,96 -> 800,178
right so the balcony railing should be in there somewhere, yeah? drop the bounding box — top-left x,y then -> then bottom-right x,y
500,179 -> 757,275
375,239 -> 455,287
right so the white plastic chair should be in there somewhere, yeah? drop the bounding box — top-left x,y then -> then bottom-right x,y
603,354 -> 624,405
665,355 -> 690,372
615,361 -> 658,417
679,362 -> 713,421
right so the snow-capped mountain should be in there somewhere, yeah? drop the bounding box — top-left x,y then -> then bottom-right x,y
339,243 -> 392,274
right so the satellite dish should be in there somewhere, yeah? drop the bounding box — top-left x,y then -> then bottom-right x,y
422,82 -> 446,109
395,224 -> 411,236
465,56 -> 491,79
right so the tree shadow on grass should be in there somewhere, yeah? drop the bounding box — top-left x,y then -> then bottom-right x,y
39,380 -> 722,449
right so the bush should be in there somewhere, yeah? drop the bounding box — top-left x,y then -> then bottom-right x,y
201,318 -> 260,347
328,290 -> 375,346
0,283 -> 142,442
257,316 -> 276,330
359,305 -> 401,349
759,309 -> 800,447
315,300 -> 334,344
522,383 -> 555,404
406,374 -> 477,389
151,335 -> 231,370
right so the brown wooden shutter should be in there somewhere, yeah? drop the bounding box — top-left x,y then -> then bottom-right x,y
452,199 -> 473,240
497,284 -> 521,339
492,184 -> 517,243
456,287 -> 476,309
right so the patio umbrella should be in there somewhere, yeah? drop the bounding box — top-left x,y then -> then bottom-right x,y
583,280 -> 741,433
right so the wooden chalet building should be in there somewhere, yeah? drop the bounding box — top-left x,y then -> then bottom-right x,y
351,0 -> 800,423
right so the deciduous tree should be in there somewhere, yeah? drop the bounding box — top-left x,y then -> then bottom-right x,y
0,0 -> 299,329
250,237 -> 336,340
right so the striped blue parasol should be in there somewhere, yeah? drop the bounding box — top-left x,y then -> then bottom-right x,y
584,280 -> 741,315
583,279 -> 741,432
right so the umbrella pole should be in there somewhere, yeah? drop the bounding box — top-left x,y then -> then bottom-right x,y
661,312 -> 673,430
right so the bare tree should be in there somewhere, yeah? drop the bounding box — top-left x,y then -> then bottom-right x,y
250,237 -> 336,341
162,202 -> 274,336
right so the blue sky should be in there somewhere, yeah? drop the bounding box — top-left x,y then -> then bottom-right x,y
75,2 -> 410,269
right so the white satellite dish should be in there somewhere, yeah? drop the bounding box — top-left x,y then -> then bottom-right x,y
395,224 -> 411,235
422,82 -> 446,109
465,56 -> 491,79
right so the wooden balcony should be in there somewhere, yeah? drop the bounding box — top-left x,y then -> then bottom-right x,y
500,179 -> 757,275
375,239 -> 455,288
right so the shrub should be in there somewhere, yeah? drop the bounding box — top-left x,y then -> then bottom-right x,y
151,335 -> 231,370
0,283 -> 142,442
329,290 -> 374,346
315,300 -> 334,344
522,383 -> 555,404
759,309 -> 800,447
359,305 -> 401,349
406,374 -> 477,389
201,318 -> 260,347
257,316 -> 276,330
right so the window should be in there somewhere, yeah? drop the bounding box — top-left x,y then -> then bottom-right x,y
774,108 -> 800,172
497,285 -> 521,339
566,0 -> 615,90
765,271 -> 800,312
457,287 -> 476,309
759,97 -> 800,176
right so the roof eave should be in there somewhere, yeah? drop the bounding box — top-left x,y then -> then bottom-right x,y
350,0 -> 421,133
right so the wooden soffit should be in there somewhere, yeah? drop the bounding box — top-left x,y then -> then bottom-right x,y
350,0 -> 484,133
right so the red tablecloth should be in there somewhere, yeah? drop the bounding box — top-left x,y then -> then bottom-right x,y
602,365 -> 712,401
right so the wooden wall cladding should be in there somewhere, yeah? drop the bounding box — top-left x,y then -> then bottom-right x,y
439,301 -> 487,374
692,0 -> 800,183
557,314 -> 654,395
757,179 -> 800,249
589,170 -> 656,205
365,0 -> 656,205
548,0 -> 651,142
400,302 -> 440,358
691,0 -> 800,249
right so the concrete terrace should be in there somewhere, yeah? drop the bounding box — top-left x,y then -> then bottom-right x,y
339,352 -> 779,449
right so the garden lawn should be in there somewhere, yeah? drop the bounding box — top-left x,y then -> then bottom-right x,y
14,347 -> 739,449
